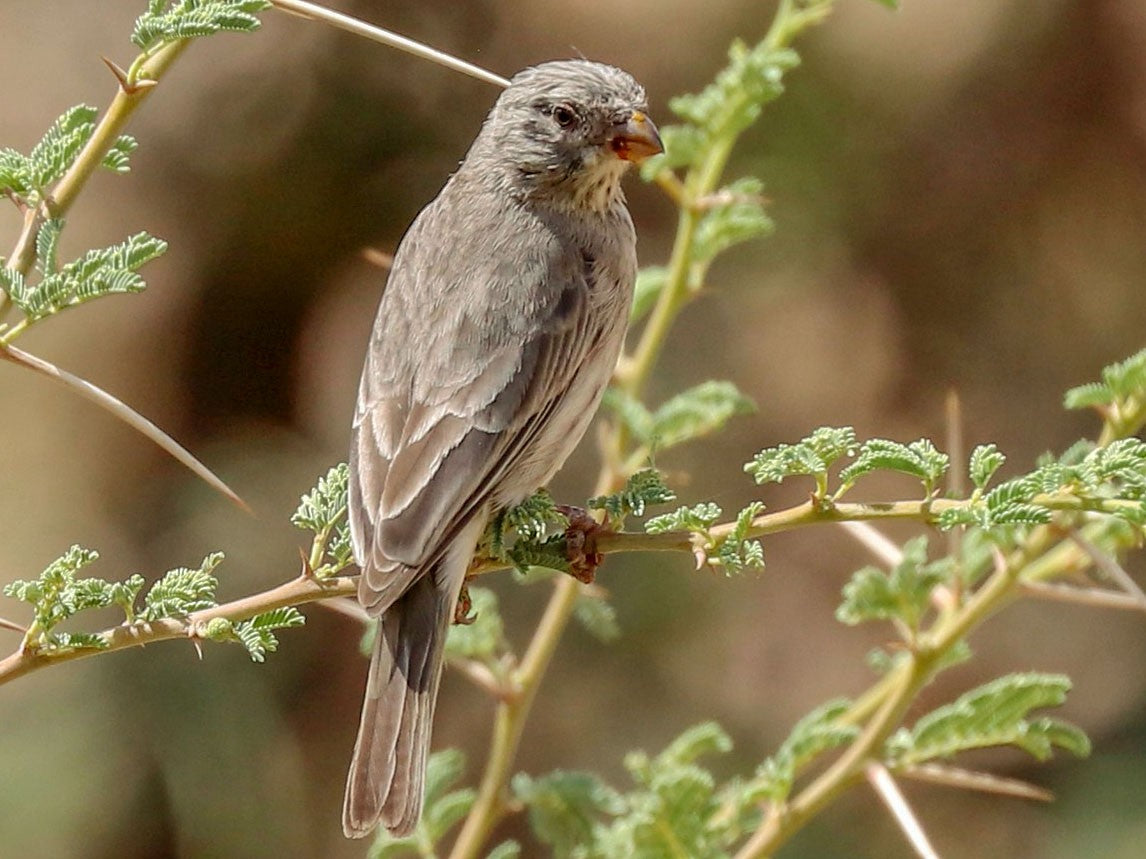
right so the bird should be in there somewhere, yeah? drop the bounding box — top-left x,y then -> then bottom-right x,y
342,59 -> 662,839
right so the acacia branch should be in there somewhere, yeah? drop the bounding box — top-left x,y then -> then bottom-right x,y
0,575 -> 355,685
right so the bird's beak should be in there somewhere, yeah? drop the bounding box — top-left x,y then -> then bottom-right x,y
609,111 -> 664,164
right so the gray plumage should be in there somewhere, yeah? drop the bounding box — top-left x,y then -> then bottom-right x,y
343,59 -> 660,839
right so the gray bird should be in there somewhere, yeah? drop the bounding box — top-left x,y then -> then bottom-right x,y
343,59 -> 662,839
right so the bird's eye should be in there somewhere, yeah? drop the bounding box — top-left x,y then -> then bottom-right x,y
552,105 -> 576,128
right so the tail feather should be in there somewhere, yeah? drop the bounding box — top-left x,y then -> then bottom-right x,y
342,572 -> 452,838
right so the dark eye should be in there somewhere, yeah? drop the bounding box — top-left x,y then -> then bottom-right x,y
552,105 -> 576,128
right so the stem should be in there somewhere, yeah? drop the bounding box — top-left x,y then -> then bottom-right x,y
5,39 -> 189,282
449,577 -> 582,859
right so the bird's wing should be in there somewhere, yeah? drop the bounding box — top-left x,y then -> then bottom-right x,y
349,181 -> 630,613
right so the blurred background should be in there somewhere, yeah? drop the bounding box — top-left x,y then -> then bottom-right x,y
3,1 -> 1146,856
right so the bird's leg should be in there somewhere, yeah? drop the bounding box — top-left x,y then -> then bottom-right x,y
556,505 -> 606,584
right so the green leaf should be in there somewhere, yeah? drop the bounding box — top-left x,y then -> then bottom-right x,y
601,387 -> 654,446
1064,349 -> 1146,413
716,502 -> 765,574
752,698 -> 857,802
1063,381 -> 1111,410
838,437 -> 949,493
744,426 -> 856,487
588,468 -> 676,524
101,134 -> 138,173
25,104 -> 98,192
645,501 -> 723,535
692,177 -> 773,264
645,380 -> 756,452
836,536 -> 950,630
668,39 -> 800,140
132,0 -> 270,52
888,673 -> 1091,765
424,749 -> 478,841
573,594 -> 620,643
141,552 -> 223,621
293,463 -> 352,575
630,265 -> 668,322
641,124 -> 704,178
502,489 -> 568,544
969,443 -> 1006,490
231,606 -> 305,662
51,631 -> 112,650
292,462 -> 349,532
513,770 -> 624,858
34,219 -> 62,274
4,546 -> 105,639
9,231 -> 167,323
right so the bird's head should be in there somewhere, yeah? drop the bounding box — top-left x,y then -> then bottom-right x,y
475,60 -> 663,211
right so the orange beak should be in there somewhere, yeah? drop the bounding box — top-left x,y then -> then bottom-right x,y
609,111 -> 664,164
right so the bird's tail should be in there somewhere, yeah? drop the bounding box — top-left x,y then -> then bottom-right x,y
342,568 -> 454,838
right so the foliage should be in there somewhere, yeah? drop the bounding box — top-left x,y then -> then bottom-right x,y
886,673 -> 1091,766
0,105 -> 135,200
752,699 -> 858,802
604,381 -> 755,455
292,462 -> 354,577
837,536 -> 952,632
744,425 -> 857,497
588,468 -> 676,525
132,0 -> 270,53
515,722 -> 738,858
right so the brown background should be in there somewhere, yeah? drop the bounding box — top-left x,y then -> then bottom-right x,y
3,1 -> 1146,856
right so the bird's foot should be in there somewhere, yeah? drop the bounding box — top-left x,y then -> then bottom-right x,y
558,505 -> 606,584
453,583 -> 477,625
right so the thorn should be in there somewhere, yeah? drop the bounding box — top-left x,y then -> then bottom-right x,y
191,636 -> 204,660
898,763 -> 1054,802
360,247 -> 394,270
0,616 -> 27,634
99,56 -> 158,94
101,56 -> 131,90
1022,580 -> 1146,613
693,545 -> 707,570
1068,529 -> 1146,610
298,546 -> 315,580
838,520 -> 904,568
866,763 -> 941,859
0,342 -> 251,513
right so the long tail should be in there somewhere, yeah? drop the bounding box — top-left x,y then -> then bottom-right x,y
342,569 -> 454,838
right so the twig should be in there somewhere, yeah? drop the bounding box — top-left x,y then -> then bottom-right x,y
0,575 -> 355,685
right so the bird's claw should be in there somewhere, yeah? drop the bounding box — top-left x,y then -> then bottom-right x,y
558,505 -> 606,584
453,583 -> 477,625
